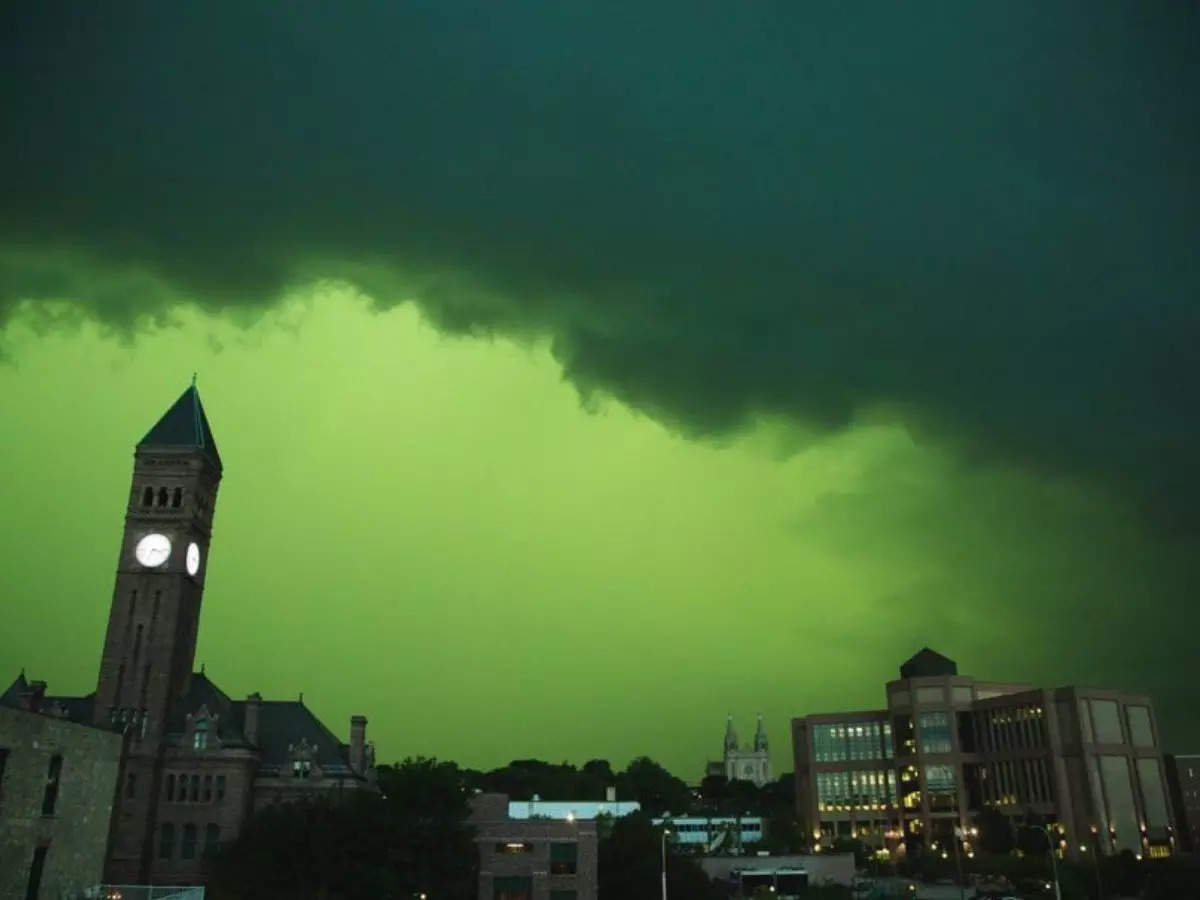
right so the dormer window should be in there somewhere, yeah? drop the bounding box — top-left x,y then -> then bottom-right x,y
292,760 -> 312,779
194,717 -> 209,750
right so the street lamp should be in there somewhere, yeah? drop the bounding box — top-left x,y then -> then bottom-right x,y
951,825 -> 977,900
1087,825 -> 1105,898
661,827 -> 671,900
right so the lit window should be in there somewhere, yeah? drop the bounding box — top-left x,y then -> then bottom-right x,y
194,718 -> 209,751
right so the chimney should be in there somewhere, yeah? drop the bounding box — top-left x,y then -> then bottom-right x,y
244,692 -> 262,746
22,680 -> 47,713
606,785 -> 617,803
350,715 -> 367,774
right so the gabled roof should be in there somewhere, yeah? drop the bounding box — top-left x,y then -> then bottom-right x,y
899,647 -> 958,679
138,384 -> 222,471
1,673 -> 97,724
229,698 -> 357,776
167,672 -> 360,779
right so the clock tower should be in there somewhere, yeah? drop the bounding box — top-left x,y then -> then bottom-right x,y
93,382 -> 222,877
94,382 -> 222,739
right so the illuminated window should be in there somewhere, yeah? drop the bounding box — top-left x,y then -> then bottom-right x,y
495,842 -> 534,854
918,712 -> 953,754
194,718 -> 209,750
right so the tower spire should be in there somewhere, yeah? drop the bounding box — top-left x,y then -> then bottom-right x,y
754,713 -> 768,752
724,714 -> 739,752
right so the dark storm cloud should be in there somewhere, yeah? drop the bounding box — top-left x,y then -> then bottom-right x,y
2,2 -> 1198,524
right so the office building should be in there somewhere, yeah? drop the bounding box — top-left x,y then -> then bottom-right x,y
791,648 -> 1177,861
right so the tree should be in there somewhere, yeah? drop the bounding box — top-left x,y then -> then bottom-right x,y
599,811 -> 724,900
209,757 -> 476,900
619,756 -> 693,816
976,807 -> 1015,855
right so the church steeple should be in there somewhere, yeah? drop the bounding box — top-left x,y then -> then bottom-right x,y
754,714 -> 768,752
724,714 -> 739,752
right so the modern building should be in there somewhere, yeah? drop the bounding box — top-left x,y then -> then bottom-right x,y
651,815 -> 764,851
791,648 -> 1177,862
0,693 -> 124,900
707,715 -> 772,787
1,383 -> 376,886
1165,754 -> 1200,853
470,792 -> 598,900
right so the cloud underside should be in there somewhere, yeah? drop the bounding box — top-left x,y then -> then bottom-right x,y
1,2 -> 1198,529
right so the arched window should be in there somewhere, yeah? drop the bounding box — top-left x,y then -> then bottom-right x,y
177,774 -> 188,802
143,486 -> 154,507
204,823 -> 220,857
190,773 -> 200,802
165,773 -> 175,802
159,823 -> 175,859
181,823 -> 197,859
157,487 -> 169,507
194,717 -> 209,751
172,487 -> 182,508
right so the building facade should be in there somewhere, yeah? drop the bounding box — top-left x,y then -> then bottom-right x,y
0,696 -> 124,900
470,792 -> 598,900
791,648 -> 1177,862
2,384 -> 376,886
1165,754 -> 1200,853
707,715 -> 772,787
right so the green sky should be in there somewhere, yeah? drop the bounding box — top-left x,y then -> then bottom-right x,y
1,285 -> 1193,776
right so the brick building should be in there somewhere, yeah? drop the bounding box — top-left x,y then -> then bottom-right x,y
791,648 -> 1178,862
469,792 -> 598,900
2,383 -> 376,886
0,693 -> 124,900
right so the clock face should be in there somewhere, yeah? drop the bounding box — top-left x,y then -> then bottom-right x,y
186,542 -> 201,576
135,533 -> 172,567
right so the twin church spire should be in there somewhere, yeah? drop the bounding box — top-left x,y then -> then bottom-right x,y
725,713 -> 769,752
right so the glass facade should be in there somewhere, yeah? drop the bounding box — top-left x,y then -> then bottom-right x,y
1136,758 -> 1169,827
1079,699 -> 1094,743
1092,700 -> 1124,744
812,721 -> 891,762
1126,706 -> 1154,748
1099,755 -> 1139,851
816,769 -> 898,810
916,686 -> 944,705
925,764 -> 957,811
918,712 -> 953,754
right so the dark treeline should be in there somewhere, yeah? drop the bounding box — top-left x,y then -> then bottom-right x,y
208,755 -> 803,900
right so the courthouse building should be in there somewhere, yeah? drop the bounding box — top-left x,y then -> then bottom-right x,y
3,384 -> 376,886
791,648 -> 1177,861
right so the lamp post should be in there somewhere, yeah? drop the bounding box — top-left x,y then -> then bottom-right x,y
1029,825 -> 1062,900
661,827 -> 671,900
951,826 -> 977,900
1087,825 -> 1105,899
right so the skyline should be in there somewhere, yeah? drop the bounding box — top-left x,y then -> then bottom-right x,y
1,3 -> 1197,777
1,288 -> 1194,777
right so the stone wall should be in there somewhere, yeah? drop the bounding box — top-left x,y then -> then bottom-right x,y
0,705 -> 123,899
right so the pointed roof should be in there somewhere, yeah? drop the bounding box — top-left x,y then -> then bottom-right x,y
138,382 -> 222,470
899,647 -> 958,679
753,714 -> 768,751
724,714 -> 739,750
0,672 -> 28,707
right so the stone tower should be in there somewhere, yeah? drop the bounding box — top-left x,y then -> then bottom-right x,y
93,383 -> 222,877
